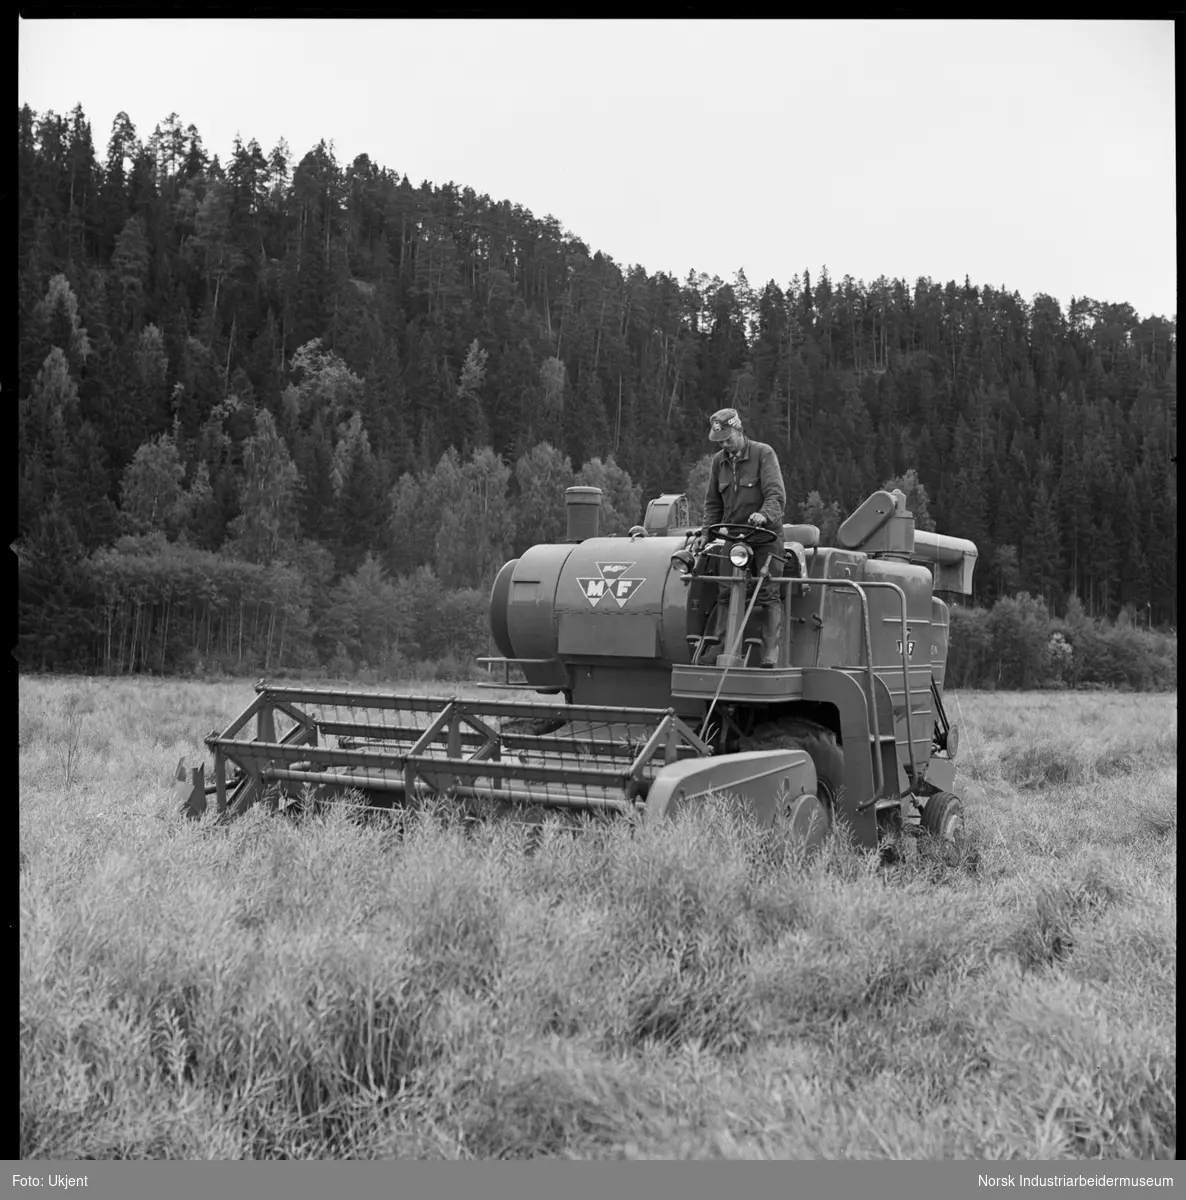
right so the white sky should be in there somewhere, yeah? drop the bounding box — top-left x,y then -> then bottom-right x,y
18,17 -> 1177,321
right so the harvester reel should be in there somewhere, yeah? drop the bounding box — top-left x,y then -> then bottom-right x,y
499,715 -> 568,738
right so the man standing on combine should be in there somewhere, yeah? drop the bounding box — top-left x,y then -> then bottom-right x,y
699,408 -> 787,668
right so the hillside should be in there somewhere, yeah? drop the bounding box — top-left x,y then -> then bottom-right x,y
17,104 -> 1177,673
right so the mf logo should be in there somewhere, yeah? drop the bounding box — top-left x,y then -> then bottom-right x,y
576,561 -> 646,609
896,639 -> 916,659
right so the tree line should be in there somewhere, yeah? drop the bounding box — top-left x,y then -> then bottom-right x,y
947,594 -> 1174,693
16,103 -> 1177,678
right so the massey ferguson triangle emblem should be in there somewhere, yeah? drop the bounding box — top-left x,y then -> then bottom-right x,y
576,561 -> 646,608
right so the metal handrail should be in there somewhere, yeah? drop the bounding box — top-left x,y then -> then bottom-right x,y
736,572 -> 918,795
781,577 -> 884,804
854,579 -> 918,788
702,571 -> 887,802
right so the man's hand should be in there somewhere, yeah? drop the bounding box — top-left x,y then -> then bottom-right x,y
748,512 -> 767,527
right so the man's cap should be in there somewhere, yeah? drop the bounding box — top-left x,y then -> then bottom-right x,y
708,408 -> 743,442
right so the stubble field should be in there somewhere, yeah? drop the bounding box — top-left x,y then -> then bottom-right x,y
19,675 -> 1176,1160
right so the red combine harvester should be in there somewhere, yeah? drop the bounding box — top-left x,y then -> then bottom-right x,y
177,484 -> 977,858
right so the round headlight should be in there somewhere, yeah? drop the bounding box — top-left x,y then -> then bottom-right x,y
669,549 -> 694,576
729,543 -> 752,568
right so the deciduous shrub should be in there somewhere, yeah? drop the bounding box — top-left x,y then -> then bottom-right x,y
948,596 -> 1175,691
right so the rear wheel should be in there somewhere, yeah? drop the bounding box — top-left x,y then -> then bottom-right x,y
921,790 -> 965,864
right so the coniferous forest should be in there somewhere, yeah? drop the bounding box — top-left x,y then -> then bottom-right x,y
16,105 -> 1178,684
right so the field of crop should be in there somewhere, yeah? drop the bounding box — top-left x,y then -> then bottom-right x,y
19,675 -> 1177,1160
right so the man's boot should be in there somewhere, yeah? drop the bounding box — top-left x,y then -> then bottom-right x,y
698,598 -> 729,665
759,604 -> 782,668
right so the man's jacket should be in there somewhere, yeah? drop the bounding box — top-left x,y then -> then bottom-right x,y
703,437 -> 786,529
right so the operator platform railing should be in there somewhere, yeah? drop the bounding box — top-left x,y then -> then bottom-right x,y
685,564 -> 921,801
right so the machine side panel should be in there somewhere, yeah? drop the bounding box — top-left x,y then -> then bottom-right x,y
788,548 -> 867,668
660,546 -> 696,663
930,596 -> 951,690
551,535 -> 690,664
859,557 -> 935,772
547,534 -> 695,714
505,545 -> 576,664
569,663 -> 698,716
558,612 -> 660,658
801,667 -> 878,850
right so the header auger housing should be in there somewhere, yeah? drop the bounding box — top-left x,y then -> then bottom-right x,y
177,482 -> 978,859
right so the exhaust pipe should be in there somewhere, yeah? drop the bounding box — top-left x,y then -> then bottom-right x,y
565,486 -> 602,542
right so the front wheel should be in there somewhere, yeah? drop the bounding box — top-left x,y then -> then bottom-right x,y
776,790 -> 830,858
741,717 -> 844,830
771,719 -> 844,814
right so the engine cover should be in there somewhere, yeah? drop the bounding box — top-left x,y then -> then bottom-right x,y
498,535 -> 695,666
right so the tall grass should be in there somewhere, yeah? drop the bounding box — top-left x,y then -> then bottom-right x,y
19,677 -> 1176,1159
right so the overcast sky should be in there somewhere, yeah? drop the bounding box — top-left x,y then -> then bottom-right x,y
18,17 -> 1177,321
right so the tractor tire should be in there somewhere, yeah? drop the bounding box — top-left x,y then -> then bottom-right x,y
741,718 -> 844,821
921,790 -> 966,864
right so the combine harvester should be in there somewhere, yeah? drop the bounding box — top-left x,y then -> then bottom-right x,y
176,484 -> 978,856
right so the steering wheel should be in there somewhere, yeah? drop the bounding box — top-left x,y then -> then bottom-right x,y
703,521 -> 779,547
